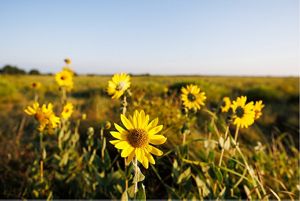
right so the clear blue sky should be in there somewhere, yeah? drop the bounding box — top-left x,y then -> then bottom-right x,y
0,0 -> 299,75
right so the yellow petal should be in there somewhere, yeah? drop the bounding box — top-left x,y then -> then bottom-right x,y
146,118 -> 158,131
139,110 -> 146,128
109,140 -> 120,145
145,150 -> 155,164
126,149 -> 136,165
110,131 -> 126,140
135,148 -> 145,164
141,150 -> 149,169
149,135 -> 167,145
121,114 -> 133,129
133,110 -> 139,128
148,125 -> 163,136
121,145 -> 134,157
115,141 -> 130,149
147,145 -> 163,156
114,123 -> 126,133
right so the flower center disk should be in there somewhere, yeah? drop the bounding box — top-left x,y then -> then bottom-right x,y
187,93 -> 196,102
116,81 -> 125,91
127,129 -> 148,148
236,106 -> 244,118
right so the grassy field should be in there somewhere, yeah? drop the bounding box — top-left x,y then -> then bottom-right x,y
0,74 -> 299,199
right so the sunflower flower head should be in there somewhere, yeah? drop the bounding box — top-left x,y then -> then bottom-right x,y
31,82 -> 41,90
110,110 -> 167,169
55,69 -> 74,91
61,102 -> 74,120
221,97 -> 231,113
253,100 -> 264,120
64,58 -> 72,65
107,73 -> 131,99
24,102 -> 60,133
181,84 -> 206,111
231,96 -> 255,128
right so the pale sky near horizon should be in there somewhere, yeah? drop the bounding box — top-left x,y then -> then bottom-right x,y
0,0 -> 299,76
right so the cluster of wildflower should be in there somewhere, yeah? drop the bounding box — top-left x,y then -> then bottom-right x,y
24,102 -> 60,133
107,73 -> 167,169
221,96 -> 264,128
25,58 -> 75,133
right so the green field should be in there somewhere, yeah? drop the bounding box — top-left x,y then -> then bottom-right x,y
0,75 -> 299,199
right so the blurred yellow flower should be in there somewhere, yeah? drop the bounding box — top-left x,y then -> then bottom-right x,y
31,82 -> 41,90
82,113 -> 87,120
55,69 -> 74,90
221,97 -> 231,112
24,102 -> 60,132
107,73 -> 131,99
231,96 -> 255,128
110,110 -> 166,169
61,102 -> 73,120
253,100 -> 264,120
64,58 -> 72,65
181,84 -> 206,111
62,67 -> 75,76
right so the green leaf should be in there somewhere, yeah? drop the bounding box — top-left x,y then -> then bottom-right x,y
136,184 -> 146,201
133,166 -> 145,183
208,150 -> 215,162
127,185 -> 135,198
209,165 -> 223,183
121,190 -> 128,201
177,167 -> 191,184
193,175 -> 210,198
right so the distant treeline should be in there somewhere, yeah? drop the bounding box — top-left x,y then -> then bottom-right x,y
0,65 -> 41,75
0,65 -> 152,76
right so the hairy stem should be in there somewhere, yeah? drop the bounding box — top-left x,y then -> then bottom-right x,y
218,125 -> 229,166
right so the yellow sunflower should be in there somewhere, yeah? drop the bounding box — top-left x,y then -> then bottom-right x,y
55,69 -> 74,90
253,100 -> 264,120
61,102 -> 73,120
221,97 -> 231,113
31,82 -> 41,90
24,102 -> 60,132
107,73 -> 131,99
110,110 -> 167,169
181,84 -> 206,111
231,96 -> 255,128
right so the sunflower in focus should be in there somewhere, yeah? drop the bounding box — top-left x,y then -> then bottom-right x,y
181,84 -> 206,111
61,102 -> 73,120
55,69 -> 74,90
221,97 -> 231,113
24,102 -> 60,132
107,73 -> 131,99
110,110 -> 167,169
231,96 -> 255,128
253,100 -> 264,120
31,82 -> 41,90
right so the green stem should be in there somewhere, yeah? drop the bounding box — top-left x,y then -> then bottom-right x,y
34,92 -> 38,102
236,146 -> 265,199
182,132 -> 186,145
39,133 -> 44,182
234,125 -> 240,143
122,95 -> 127,115
218,125 -> 229,166
134,157 -> 138,199
61,87 -> 67,105
121,94 -> 128,190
